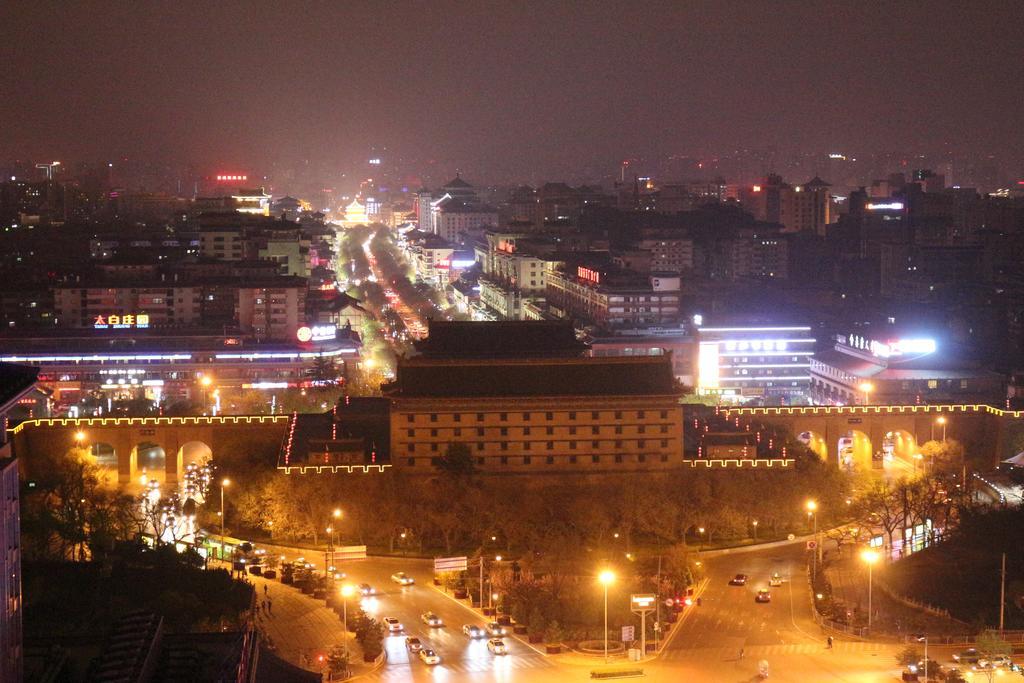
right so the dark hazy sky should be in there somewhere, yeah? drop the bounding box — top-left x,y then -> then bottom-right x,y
2,1 -> 1023,176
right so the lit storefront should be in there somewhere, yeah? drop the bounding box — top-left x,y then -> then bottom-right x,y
696,325 -> 815,405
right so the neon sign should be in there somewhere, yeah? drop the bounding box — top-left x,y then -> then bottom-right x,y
216,174 -> 248,181
866,202 -> 904,211
577,266 -> 601,284
296,325 -> 337,343
94,314 -> 150,330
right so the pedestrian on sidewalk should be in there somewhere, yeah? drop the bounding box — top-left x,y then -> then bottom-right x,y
826,635 -> 833,649
263,584 -> 268,596
739,648 -> 744,660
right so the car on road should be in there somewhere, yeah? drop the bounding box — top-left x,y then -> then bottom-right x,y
769,573 -> 783,587
421,612 -> 443,627
463,624 -> 485,638
487,638 -> 508,655
485,622 -> 507,637
755,588 -> 771,603
405,637 -> 422,652
729,574 -> 748,586
357,583 -> 375,596
978,655 -> 1012,669
391,572 -> 415,586
383,617 -> 403,633
953,648 -> 980,664
418,648 -> 441,666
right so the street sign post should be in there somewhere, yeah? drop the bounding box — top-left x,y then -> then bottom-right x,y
631,594 -> 656,656
621,625 -> 634,643
806,540 -> 818,551
433,556 -> 468,573
324,545 -> 367,574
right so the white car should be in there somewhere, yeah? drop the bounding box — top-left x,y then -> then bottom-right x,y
462,624 -> 485,638
487,638 -> 508,655
769,573 -> 783,587
391,571 -> 415,586
383,617 -> 403,632
418,648 -> 441,665
421,611 -> 443,627
978,655 -> 1012,669
485,622 -> 507,637
358,583 -> 375,596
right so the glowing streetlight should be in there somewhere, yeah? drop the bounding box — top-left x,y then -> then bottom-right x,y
598,570 -> 616,663
861,549 -> 880,633
858,381 -> 874,405
752,519 -> 759,541
74,430 -> 87,444
936,416 -> 947,441
333,508 -> 343,519
340,583 -> 356,665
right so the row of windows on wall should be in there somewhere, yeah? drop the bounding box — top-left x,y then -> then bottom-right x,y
408,409 -> 671,424
407,439 -> 672,452
406,453 -> 671,466
408,424 -> 672,437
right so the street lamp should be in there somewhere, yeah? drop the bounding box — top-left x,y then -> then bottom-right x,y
913,453 -> 924,474
806,500 -> 819,578
74,430 -> 87,445
598,570 -> 616,664
200,375 -> 213,413
752,519 -> 759,541
936,416 -> 947,442
220,478 -> 230,557
697,526 -> 705,551
340,583 -> 355,666
859,381 -> 874,405
914,634 -> 929,682
861,549 -> 879,633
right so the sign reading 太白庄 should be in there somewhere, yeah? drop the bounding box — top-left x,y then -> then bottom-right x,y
94,313 -> 150,330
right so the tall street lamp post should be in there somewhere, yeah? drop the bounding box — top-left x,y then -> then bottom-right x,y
340,583 -> 355,669
806,500 -> 818,578
598,570 -> 615,664
861,549 -> 879,633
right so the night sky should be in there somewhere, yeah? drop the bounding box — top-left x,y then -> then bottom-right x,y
3,1 -> 1023,177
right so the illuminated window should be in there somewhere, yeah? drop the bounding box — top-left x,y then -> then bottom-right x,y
928,380 -> 938,389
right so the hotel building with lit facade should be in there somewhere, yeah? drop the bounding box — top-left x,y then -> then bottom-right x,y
696,325 -> 816,405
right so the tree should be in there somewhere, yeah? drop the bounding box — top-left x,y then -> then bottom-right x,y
544,620 -> 564,645
975,630 -> 1013,657
435,442 -> 476,477
357,617 -> 384,660
326,645 -> 350,676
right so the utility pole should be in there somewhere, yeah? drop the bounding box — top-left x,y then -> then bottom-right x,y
479,556 -> 485,609
655,555 -> 662,651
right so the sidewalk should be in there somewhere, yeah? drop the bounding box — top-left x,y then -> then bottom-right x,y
215,561 -> 376,679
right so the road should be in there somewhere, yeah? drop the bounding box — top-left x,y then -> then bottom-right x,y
264,543 -> 969,682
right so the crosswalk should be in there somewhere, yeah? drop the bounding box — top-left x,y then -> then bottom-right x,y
372,653 -> 555,679
660,640 -> 889,661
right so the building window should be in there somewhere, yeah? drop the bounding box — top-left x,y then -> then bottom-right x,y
454,413 -> 461,422
522,412 -> 530,421
477,427 -> 484,436
523,427 -> 531,435
660,410 -> 668,419
569,411 -> 576,420
569,426 -> 577,435
430,413 -> 438,422
407,429 -> 414,437
500,412 -> 508,421
615,440 -> 623,448
660,453 -> 668,462
407,457 -> 415,466
524,456 -> 532,465
570,441 -> 577,450
615,426 -> 623,434
477,413 -> 484,421
477,457 -> 485,465
591,426 -> 599,435
592,440 -> 599,448
592,411 -> 600,419
407,414 -> 414,423
407,443 -> 414,452
615,454 -> 623,463
638,440 -> 645,448
547,441 -> 554,450
500,456 -> 508,465
592,454 -> 600,463
546,412 -> 554,420
524,442 -> 531,451
660,425 -> 668,433
637,410 -> 645,419
960,379 -> 968,389
545,456 -> 553,464
430,443 -> 438,452
455,428 -> 462,437
638,426 -> 646,434
661,440 -> 668,448
638,454 -> 646,463
615,411 -> 623,419
501,442 -> 508,451
569,455 -> 578,464
477,442 -> 484,450
928,380 -> 938,389
431,428 -> 438,437
500,427 -> 508,436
